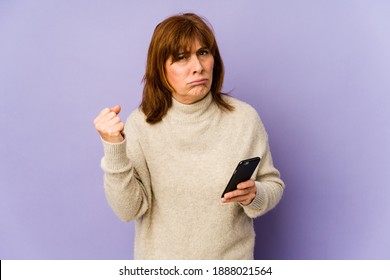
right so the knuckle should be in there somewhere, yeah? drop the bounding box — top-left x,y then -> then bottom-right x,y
94,123 -> 103,131
109,130 -> 120,137
101,107 -> 110,114
106,128 -> 114,136
98,108 -> 110,118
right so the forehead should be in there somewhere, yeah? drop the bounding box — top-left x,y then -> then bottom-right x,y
173,33 -> 209,53
180,39 -> 205,52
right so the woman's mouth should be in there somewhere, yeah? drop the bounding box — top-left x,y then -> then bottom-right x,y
188,79 -> 208,86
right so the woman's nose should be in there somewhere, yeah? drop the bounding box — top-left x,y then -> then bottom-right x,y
192,56 -> 203,74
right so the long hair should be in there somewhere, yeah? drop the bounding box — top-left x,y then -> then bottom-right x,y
140,13 -> 234,124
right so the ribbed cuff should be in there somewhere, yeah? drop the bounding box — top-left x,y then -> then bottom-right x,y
101,138 -> 130,171
244,181 -> 266,210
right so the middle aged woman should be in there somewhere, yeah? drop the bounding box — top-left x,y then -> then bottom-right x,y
93,13 -> 285,259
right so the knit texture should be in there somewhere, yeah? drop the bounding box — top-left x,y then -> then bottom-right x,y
101,93 -> 284,259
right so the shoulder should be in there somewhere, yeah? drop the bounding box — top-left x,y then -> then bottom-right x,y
126,107 -> 146,123
222,94 -> 261,121
222,94 -> 268,137
124,107 -> 149,134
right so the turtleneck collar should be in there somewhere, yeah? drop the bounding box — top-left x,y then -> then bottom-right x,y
165,92 -> 217,123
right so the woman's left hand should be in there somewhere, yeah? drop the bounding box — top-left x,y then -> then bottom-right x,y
221,179 -> 256,206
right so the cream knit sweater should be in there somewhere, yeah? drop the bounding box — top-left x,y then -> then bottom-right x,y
101,93 -> 284,259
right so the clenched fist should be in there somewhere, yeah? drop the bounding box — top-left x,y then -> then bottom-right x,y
93,105 -> 125,143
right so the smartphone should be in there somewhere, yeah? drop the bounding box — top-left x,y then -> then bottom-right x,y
221,157 -> 261,198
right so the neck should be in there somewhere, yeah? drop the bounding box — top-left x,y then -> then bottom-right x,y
165,92 -> 216,123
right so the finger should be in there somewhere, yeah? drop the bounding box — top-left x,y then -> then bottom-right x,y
222,192 -> 256,205
110,105 -> 121,115
224,185 -> 255,199
105,116 -> 122,127
94,108 -> 118,129
223,191 -> 248,201
98,107 -> 111,116
116,122 -> 124,133
104,122 -> 125,136
224,183 -> 257,201
93,107 -> 110,126
99,117 -> 124,132
99,121 -> 124,136
94,105 -> 121,126
237,179 -> 255,190
95,111 -> 120,128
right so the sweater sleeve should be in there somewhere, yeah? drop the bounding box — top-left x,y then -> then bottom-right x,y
241,111 -> 285,218
100,118 -> 150,222
242,141 -> 284,218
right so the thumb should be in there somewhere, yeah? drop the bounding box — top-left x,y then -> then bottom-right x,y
110,105 -> 121,114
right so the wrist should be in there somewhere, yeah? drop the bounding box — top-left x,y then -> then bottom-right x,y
101,133 -> 125,143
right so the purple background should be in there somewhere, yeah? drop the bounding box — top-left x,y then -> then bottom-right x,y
1,0 -> 389,260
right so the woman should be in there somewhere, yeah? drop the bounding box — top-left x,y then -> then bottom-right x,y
93,13 -> 284,259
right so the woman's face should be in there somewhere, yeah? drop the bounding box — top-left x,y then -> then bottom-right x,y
165,40 -> 214,104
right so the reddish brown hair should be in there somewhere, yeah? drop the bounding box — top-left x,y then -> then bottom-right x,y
140,13 -> 234,124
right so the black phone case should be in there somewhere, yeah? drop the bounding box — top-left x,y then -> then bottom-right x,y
221,157 -> 261,198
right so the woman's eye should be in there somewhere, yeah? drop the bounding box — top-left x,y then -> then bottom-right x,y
176,54 -> 186,60
198,49 -> 209,56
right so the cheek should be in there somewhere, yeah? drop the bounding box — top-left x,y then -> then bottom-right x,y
207,58 -> 215,72
167,67 -> 185,87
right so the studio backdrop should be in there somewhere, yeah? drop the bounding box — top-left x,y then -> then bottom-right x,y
1,0 -> 389,259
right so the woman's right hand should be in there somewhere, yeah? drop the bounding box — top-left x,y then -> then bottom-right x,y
93,105 -> 125,143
